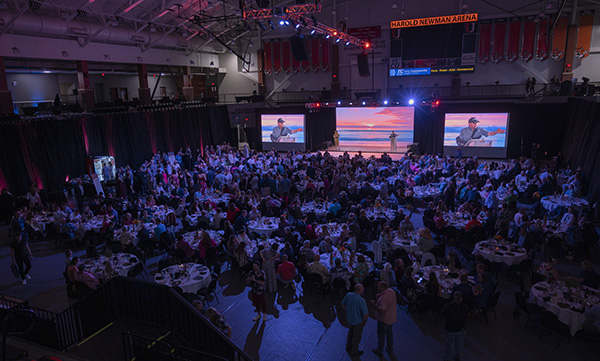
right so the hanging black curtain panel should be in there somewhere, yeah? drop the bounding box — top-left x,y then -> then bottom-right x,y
0,106 -> 223,196
562,98 -> 600,203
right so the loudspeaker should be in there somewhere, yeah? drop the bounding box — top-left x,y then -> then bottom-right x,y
289,35 -> 309,61
357,53 -> 370,77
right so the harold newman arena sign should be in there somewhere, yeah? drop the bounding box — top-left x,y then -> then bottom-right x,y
391,13 -> 478,28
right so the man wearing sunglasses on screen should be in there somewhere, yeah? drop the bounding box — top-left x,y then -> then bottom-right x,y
270,118 -> 304,142
455,117 -> 505,146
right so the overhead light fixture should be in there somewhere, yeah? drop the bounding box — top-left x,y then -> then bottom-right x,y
61,50 -> 69,57
28,1 -> 41,10
392,1 -> 398,9
149,23 -> 156,32
335,38 -> 340,43
383,100 -> 389,105
210,60 -> 214,66
77,9 -> 87,17
284,19 -> 290,26
190,60 -> 195,65
310,29 -> 316,35
294,21 -> 301,29
137,56 -> 143,62
269,20 -> 276,29
11,46 -> 20,54
103,54 -> 111,60
279,19 -> 285,26
257,21 -> 267,31
326,34 -> 330,39
345,41 -> 350,45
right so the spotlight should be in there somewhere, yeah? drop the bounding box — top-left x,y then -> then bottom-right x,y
257,21 -> 267,31
408,99 -> 414,105
345,41 -> 350,46
326,34 -> 330,39
61,50 -> 69,57
349,102 -> 353,105
11,47 -> 20,54
337,101 -> 341,105
362,101 -> 366,105
364,42 -> 370,49
284,19 -> 290,26
279,20 -> 285,26
335,38 -> 340,43
310,29 -> 316,35
383,100 -> 388,105
269,21 -> 276,29
294,21 -> 300,29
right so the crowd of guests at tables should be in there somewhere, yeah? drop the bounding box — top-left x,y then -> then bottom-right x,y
3,143 -> 600,348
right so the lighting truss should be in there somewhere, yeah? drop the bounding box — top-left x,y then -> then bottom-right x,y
288,14 -> 366,47
242,2 -> 321,20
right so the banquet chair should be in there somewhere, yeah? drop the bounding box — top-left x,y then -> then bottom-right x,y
538,310 -> 571,349
371,241 -> 383,265
331,278 -> 348,304
197,279 -> 219,306
481,291 -> 501,324
421,253 -> 436,266
307,273 -> 329,299
513,291 -> 543,328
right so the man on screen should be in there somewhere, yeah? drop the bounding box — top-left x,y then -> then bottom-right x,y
455,117 -> 505,146
270,118 -> 303,142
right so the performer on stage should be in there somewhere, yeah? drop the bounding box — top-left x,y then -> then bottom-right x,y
270,118 -> 303,142
389,131 -> 397,152
333,130 -> 340,150
455,117 -> 505,146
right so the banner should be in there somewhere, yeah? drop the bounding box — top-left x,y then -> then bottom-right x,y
536,18 -> 549,61
282,40 -> 291,74
576,10 -> 595,58
551,14 -> 568,60
492,19 -> 506,63
311,38 -> 320,72
478,21 -> 492,64
521,16 -> 536,62
273,41 -> 281,74
321,38 -> 330,71
391,13 -> 478,29
506,18 -> 521,62
264,42 -> 272,75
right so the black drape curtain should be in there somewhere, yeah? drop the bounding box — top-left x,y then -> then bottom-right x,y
0,106 -> 227,196
413,106 -> 445,155
306,108 -> 336,150
562,98 -> 600,203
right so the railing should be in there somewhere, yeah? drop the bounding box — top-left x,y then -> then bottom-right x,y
1,277 -> 253,361
123,332 -> 229,361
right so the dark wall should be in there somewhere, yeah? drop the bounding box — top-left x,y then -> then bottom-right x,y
0,106 -> 228,195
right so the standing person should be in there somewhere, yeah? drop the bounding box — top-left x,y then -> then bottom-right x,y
530,77 -> 537,95
10,233 -> 33,285
342,284 -> 369,356
370,281 -> 397,356
247,261 -> 267,322
260,243 -> 279,293
525,77 -> 532,95
389,131 -> 398,152
441,291 -> 469,361
333,130 -> 340,150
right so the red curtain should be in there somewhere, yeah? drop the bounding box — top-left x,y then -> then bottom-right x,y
264,42 -> 272,75
492,20 -> 506,63
292,51 -> 300,73
311,38 -> 320,72
273,41 -> 281,74
477,22 -> 492,63
521,18 -> 536,62
320,38 -> 330,71
551,16 -> 568,60
536,18 -> 549,61
506,19 -> 521,62
282,40 -> 291,74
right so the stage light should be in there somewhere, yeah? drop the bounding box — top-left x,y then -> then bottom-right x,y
345,41 -> 350,46
336,38 -> 340,43
269,21 -> 276,29
310,29 -> 316,34
284,19 -> 290,26
362,101 -> 366,105
408,99 -> 414,105
279,20 -> 285,25
349,102 -> 353,105
333,31 -> 337,36
326,34 -> 330,39
257,21 -> 267,31
383,100 -> 388,105
364,42 -> 370,48
337,101 -> 341,105
294,21 -> 301,29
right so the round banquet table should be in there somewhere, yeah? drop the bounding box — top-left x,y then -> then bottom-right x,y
391,231 -> 420,253
182,230 -> 225,248
248,217 -> 280,236
315,223 -> 343,241
541,196 -> 589,213
83,253 -> 140,279
528,281 -> 600,336
154,263 -> 212,294
413,265 -> 471,299
316,247 -> 374,272
364,208 -> 397,221
472,240 -> 528,266
300,202 -> 330,217
413,185 -> 442,199
443,212 -> 469,230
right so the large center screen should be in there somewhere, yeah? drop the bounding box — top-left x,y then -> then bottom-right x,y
443,112 -> 509,158
335,107 -> 414,152
261,114 -> 306,151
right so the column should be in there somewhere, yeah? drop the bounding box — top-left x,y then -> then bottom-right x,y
182,66 -> 194,101
137,63 -> 151,104
561,24 -> 578,82
0,57 -> 14,115
76,60 -> 95,111
257,48 -> 266,95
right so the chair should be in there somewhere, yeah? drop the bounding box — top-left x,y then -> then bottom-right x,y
196,278 -> 219,306
307,273 -> 328,298
482,291 -> 501,324
513,291 -> 543,328
127,262 -> 144,279
421,252 -> 436,266
331,277 -> 348,303
539,310 -> 571,349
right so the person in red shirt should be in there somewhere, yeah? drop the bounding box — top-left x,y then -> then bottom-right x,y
305,222 -> 317,242
276,254 -> 297,290
465,213 -> 482,231
175,234 -> 195,259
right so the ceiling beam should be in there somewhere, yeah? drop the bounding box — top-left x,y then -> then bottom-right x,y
0,4 -> 30,36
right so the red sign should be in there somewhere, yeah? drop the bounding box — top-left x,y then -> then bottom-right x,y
347,26 -> 380,40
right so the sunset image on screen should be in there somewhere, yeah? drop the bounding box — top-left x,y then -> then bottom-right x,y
444,113 -> 508,147
335,107 -> 414,149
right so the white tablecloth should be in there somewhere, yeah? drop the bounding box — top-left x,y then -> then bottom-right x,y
528,281 -> 600,335
413,266 -> 470,299
248,217 -> 280,236
472,240 -> 528,266
83,253 -> 140,279
316,248 -> 374,272
391,231 -> 420,253
155,263 -> 212,294
413,185 -> 442,199
541,196 -> 589,213
301,202 -> 330,217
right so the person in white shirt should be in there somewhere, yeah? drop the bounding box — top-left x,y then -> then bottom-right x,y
560,207 -> 576,230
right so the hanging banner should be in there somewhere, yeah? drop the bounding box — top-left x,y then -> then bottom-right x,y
492,19 -> 506,63
311,38 -> 320,72
536,18 -> 549,61
506,18 -> 521,62
321,38 -> 330,71
273,41 -> 281,74
301,39 -> 310,72
575,9 -> 595,58
478,20 -> 492,63
264,41 -> 272,75
521,16 -> 536,62
282,40 -> 291,74
551,14 -> 568,60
